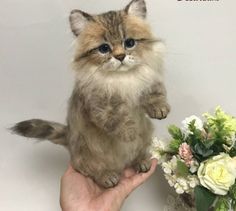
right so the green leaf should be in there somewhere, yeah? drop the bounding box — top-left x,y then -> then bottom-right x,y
169,139 -> 182,153
193,143 -> 214,158
176,160 -> 189,177
188,119 -> 197,133
194,186 -> 216,211
204,140 -> 215,149
232,200 -> 236,211
229,140 -> 236,157
168,125 -> 183,140
214,196 -> 230,211
229,182 -> 236,200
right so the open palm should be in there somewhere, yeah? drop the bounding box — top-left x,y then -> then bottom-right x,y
60,159 -> 157,211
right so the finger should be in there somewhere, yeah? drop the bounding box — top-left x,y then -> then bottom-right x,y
119,159 -> 157,195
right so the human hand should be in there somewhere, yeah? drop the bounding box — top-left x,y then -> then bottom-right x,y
60,159 -> 157,211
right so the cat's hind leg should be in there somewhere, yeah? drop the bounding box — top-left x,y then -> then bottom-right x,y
70,150 -> 122,188
133,153 -> 152,173
133,116 -> 153,173
135,159 -> 152,173
96,171 -> 120,188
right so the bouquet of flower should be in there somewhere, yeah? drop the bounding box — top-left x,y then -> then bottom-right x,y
152,107 -> 236,211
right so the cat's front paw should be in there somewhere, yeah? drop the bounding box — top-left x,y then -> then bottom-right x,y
98,171 -> 120,188
147,103 -> 170,120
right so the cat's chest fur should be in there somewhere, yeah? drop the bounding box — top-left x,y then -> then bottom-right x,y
78,64 -> 161,106
104,66 -> 161,105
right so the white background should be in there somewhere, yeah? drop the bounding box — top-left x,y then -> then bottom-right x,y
0,0 -> 236,210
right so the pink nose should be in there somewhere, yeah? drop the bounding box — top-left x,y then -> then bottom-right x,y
114,54 -> 126,62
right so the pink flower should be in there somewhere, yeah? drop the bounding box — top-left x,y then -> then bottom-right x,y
178,143 -> 193,166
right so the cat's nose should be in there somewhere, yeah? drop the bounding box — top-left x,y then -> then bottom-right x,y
114,54 -> 126,62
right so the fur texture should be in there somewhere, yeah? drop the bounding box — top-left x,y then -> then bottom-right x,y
11,0 -> 170,188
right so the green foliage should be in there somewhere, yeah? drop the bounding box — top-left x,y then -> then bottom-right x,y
229,140 -> 236,157
229,181 -> 236,199
185,121 -> 205,146
232,200 -> 236,210
201,107 -> 236,157
192,142 -> 214,161
169,139 -> 182,153
229,182 -> 236,210
188,120 -> 198,135
187,107 -> 236,159
168,125 -> 184,140
204,106 -> 236,144
176,160 -> 189,178
214,196 -> 230,211
194,186 -> 216,211
204,139 -> 215,149
163,108 -> 236,211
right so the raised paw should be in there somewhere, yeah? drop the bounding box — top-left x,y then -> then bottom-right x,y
147,103 -> 170,120
98,171 -> 120,188
134,159 -> 152,173
155,104 -> 170,119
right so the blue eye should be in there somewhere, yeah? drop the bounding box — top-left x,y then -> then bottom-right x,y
98,44 -> 111,54
125,38 -> 136,48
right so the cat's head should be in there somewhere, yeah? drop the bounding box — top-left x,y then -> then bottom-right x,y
70,0 -> 164,74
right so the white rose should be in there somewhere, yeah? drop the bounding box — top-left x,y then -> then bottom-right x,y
197,153 -> 236,195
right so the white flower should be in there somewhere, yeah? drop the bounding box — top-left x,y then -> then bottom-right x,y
198,153 -> 236,195
163,163 -> 172,174
162,156 -> 178,175
189,159 -> 199,173
182,115 -> 203,135
174,183 -> 184,194
165,174 -> 176,187
162,156 -> 199,194
189,176 -> 199,188
176,178 -> 188,191
189,181 -> 196,188
150,137 -> 168,163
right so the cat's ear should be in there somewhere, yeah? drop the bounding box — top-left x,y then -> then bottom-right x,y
125,0 -> 147,19
69,10 -> 93,36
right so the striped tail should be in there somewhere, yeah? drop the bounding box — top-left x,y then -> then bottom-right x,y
11,119 -> 67,146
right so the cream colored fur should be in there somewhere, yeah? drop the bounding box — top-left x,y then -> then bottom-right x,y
73,41 -> 166,105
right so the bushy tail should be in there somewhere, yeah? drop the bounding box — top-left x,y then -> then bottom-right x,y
11,119 -> 67,146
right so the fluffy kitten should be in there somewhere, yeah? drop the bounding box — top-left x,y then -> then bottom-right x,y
11,0 -> 170,188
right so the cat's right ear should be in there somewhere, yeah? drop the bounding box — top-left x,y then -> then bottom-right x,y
125,0 -> 147,19
69,10 -> 93,36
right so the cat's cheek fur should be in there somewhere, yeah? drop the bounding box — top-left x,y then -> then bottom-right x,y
101,55 -> 138,72
123,54 -> 137,66
103,57 -> 121,71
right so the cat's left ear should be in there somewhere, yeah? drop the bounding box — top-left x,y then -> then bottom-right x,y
69,10 -> 93,36
125,0 -> 147,19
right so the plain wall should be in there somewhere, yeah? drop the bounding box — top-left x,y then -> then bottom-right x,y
0,0 -> 236,210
